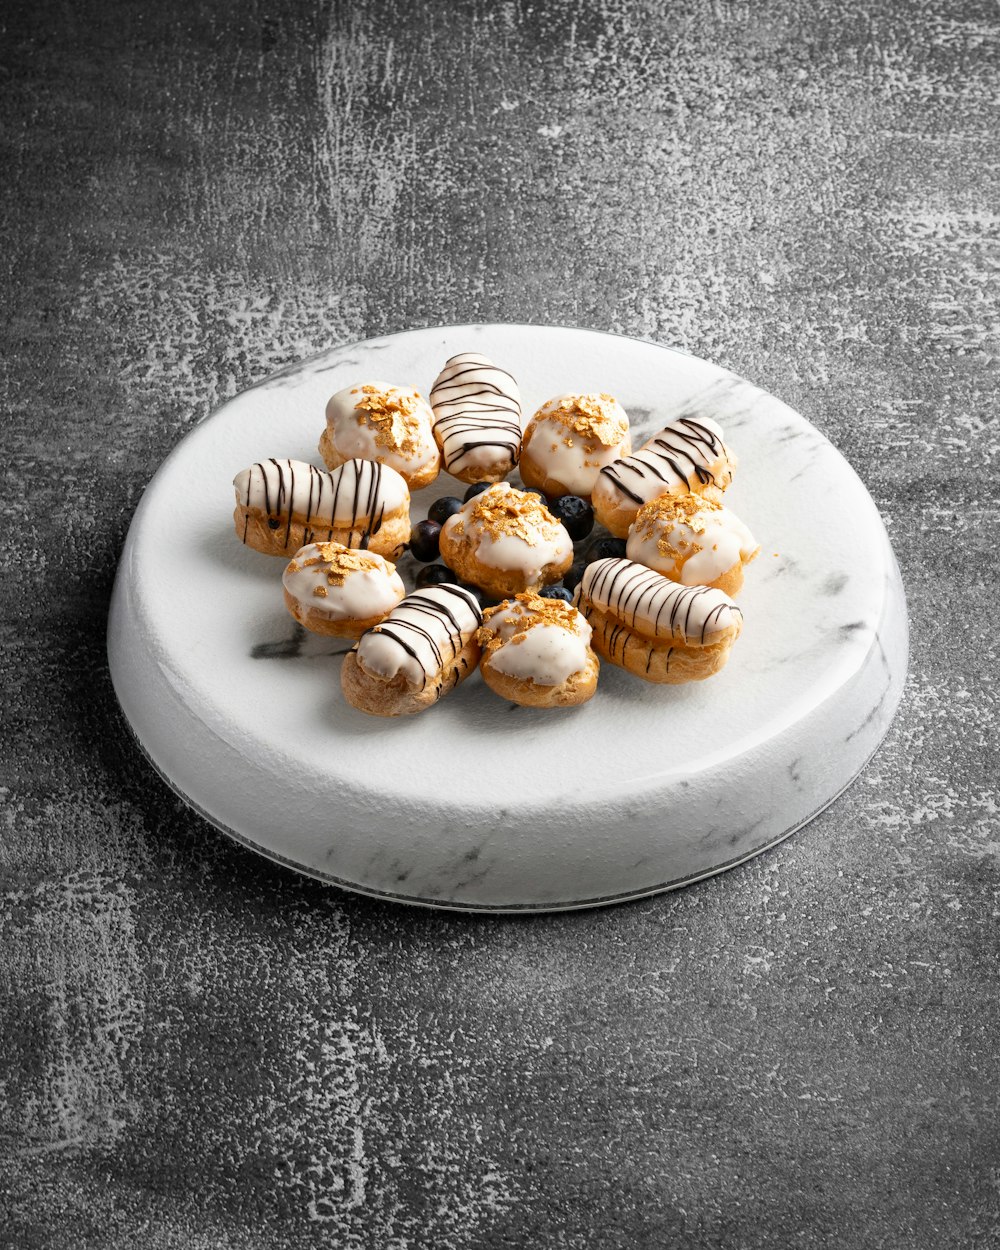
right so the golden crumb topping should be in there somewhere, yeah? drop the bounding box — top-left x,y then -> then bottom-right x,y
539,393 -> 628,447
479,591 -> 582,646
463,484 -> 559,545
352,384 -> 426,454
300,542 -> 386,587
633,492 -> 721,546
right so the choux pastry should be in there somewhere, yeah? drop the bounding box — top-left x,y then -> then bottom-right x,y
429,352 -> 522,484
438,481 -> 574,599
478,592 -> 599,708
320,382 -> 441,490
233,457 -> 410,559
282,542 -> 405,638
591,416 -> 736,537
574,557 -> 743,684
518,393 -> 631,500
340,584 -> 483,717
625,492 -> 759,596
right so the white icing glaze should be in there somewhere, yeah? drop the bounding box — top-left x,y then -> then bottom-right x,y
484,601 -> 592,686
444,482 -> 573,583
578,557 -> 742,643
593,416 -> 733,512
523,394 -> 630,496
358,584 -> 482,689
325,382 -> 439,478
234,457 -> 408,530
473,531 -> 571,581
429,352 -> 522,476
626,502 -> 758,585
282,544 -> 405,621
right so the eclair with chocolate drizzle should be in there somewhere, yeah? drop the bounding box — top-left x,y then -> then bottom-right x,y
233,457 -> 411,559
341,584 -> 483,717
591,415 -> 736,537
574,557 -> 743,684
429,352 -> 523,484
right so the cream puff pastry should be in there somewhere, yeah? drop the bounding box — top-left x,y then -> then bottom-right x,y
478,592 -> 599,708
591,416 -> 736,537
233,457 -> 410,559
519,393 -> 631,500
574,557 -> 743,683
341,584 -> 483,717
625,492 -> 759,596
282,543 -> 405,638
429,352 -> 522,484
320,382 -> 441,490
438,482 -> 574,599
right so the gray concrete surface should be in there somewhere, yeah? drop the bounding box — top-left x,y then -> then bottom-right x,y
2,0 -> 998,1246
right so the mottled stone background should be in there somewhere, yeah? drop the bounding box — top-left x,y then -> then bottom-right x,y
2,0 -> 998,1246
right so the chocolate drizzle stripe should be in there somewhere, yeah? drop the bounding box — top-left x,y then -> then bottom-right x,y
363,585 -> 482,690
430,355 -> 522,472
238,458 -> 405,550
580,558 -> 738,645
598,417 -> 731,503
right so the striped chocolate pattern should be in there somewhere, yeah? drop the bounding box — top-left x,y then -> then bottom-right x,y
598,416 -> 732,506
236,457 -> 405,549
429,352 -> 522,477
578,557 -> 742,645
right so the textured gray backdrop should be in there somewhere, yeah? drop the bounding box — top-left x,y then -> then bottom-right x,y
2,0 -> 998,1246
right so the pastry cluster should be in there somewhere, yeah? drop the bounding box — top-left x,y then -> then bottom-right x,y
230,349 -> 758,715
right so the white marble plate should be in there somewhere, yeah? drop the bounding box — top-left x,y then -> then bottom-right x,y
107,325 -> 907,911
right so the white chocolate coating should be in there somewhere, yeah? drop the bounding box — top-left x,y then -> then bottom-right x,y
482,599 -> 592,687
522,394 -> 631,496
357,585 -> 482,690
282,544 -> 405,622
442,482 -> 573,584
577,557 -> 742,644
324,382 -> 439,480
626,499 -> 758,585
429,352 -> 522,477
593,416 -> 733,512
234,457 -> 408,529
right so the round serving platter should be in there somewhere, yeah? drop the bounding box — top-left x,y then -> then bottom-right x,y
107,325 -> 907,911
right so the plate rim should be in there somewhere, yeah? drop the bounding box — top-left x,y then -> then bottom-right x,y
108,322 -> 910,909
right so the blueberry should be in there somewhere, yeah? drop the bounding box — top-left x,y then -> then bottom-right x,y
415,563 -> 459,589
540,585 -> 573,603
409,519 -> 441,562
427,495 -> 464,526
589,535 -> 627,561
547,495 -> 594,541
463,481 -> 492,502
562,559 -> 588,592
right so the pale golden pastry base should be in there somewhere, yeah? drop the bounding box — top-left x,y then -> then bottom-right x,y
518,437 -> 632,502
282,589 -> 397,639
234,504 -> 409,561
437,446 -> 518,486
579,603 -> 742,684
480,650 -> 600,708
439,530 -> 572,599
340,637 -> 481,717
